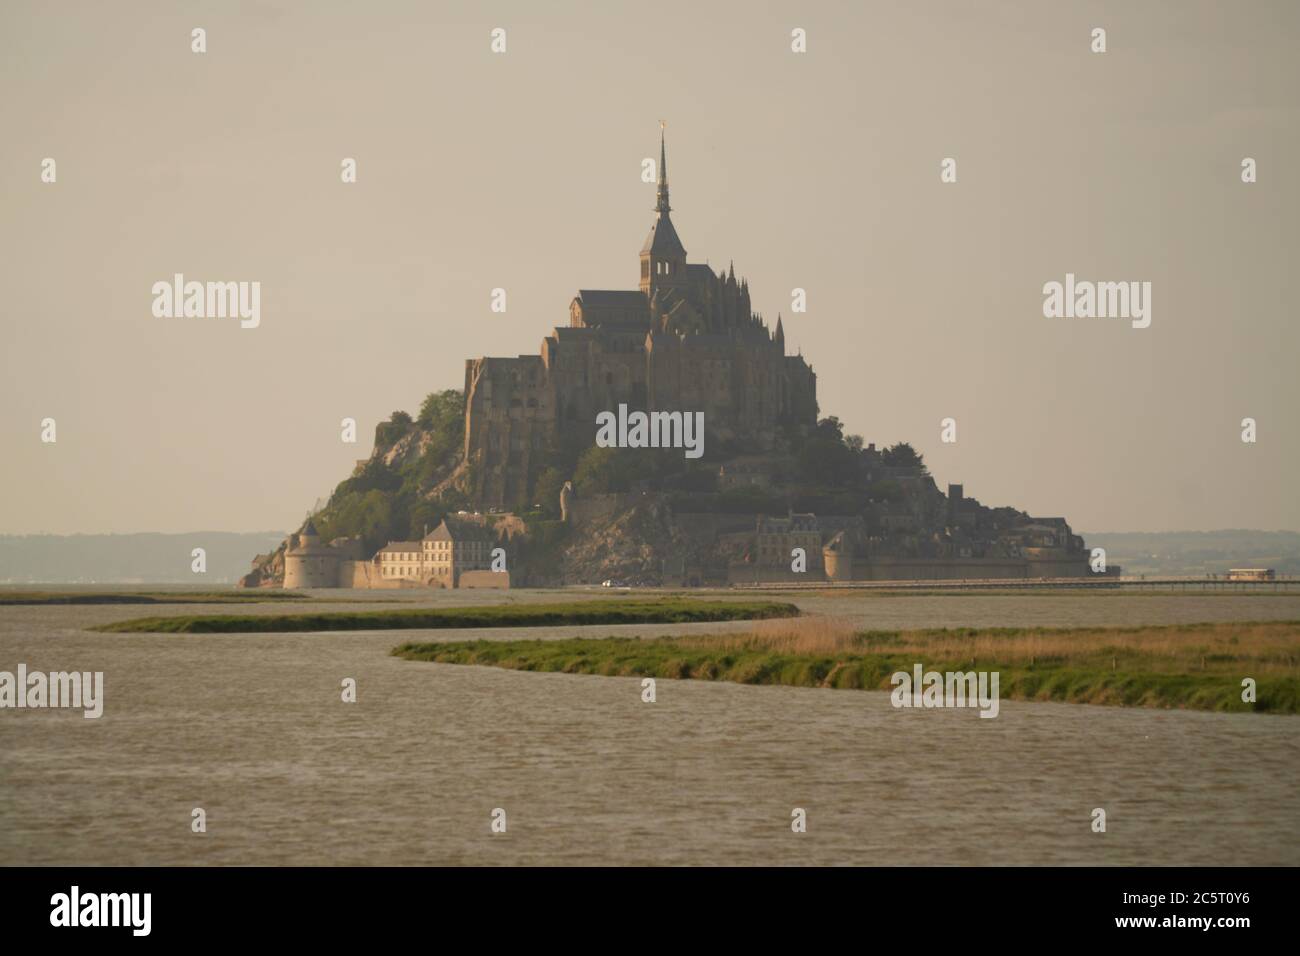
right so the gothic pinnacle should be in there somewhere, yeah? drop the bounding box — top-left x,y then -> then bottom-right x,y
656,121 -> 671,214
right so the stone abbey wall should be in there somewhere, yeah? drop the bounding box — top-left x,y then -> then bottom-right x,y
464,354 -> 556,507
856,557 -> 1040,581
459,569 -> 510,589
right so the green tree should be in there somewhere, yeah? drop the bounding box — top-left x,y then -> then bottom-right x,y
533,466 -> 566,517
417,390 -> 466,470
316,489 -> 400,553
334,459 -> 402,499
375,411 -> 413,449
418,390 -> 465,432
814,416 -> 845,442
799,437 -> 857,486
882,441 -> 926,472
573,446 -> 637,495
867,479 -> 904,503
407,498 -> 447,541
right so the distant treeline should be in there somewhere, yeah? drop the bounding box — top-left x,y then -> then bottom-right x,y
1082,530 -> 1300,576
0,532 -> 289,584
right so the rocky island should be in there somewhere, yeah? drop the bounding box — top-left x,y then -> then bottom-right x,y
241,133 -> 1094,589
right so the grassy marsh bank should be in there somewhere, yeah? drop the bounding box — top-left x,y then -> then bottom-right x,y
760,587 -> 1300,600
92,599 -> 800,633
0,590 -> 308,606
393,617 -> 1300,713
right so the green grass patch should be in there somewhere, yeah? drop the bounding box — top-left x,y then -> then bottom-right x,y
756,588 -> 1300,599
91,599 -> 800,633
391,626 -> 1300,715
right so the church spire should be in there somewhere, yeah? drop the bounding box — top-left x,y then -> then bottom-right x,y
656,122 -> 671,214
640,122 -> 687,294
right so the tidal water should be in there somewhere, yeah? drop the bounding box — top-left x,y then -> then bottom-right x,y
1,589 -> 1297,865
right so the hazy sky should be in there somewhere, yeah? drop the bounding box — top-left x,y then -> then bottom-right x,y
2,0 -> 1297,535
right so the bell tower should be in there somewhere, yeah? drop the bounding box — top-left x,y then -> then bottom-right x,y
640,124 -> 687,296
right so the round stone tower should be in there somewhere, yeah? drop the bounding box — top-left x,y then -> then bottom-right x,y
822,530 -> 854,583
283,518 -> 338,588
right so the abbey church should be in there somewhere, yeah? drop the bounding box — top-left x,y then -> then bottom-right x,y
464,133 -> 819,507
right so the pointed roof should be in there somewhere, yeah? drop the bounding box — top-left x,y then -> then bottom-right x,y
641,126 -> 686,259
424,516 -> 494,543
301,518 -> 319,537
641,212 -> 686,258
656,126 -> 670,214
378,541 -> 421,554
576,290 -> 648,309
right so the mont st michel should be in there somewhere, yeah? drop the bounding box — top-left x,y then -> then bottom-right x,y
242,132 -> 1095,591
4,0 -> 1299,901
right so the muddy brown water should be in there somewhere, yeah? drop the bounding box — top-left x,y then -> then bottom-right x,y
1,588 -> 1297,864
